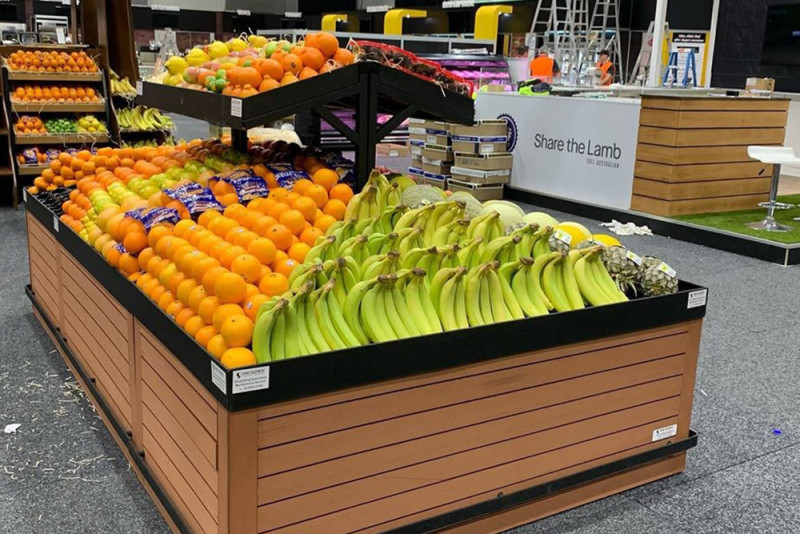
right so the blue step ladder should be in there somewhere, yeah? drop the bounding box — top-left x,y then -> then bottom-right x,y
662,49 -> 697,88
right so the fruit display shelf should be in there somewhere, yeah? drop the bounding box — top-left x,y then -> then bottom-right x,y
138,61 -> 474,190
14,132 -> 110,145
11,101 -> 107,113
17,163 -> 48,176
7,71 -> 104,82
25,190 -> 704,534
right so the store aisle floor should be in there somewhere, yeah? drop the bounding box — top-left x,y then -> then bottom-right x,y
3,202 -> 800,534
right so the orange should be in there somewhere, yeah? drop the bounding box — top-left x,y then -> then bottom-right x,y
118,253 -> 139,275
177,249 -> 204,276
142,278 -> 160,297
253,197 -> 275,215
243,294 -> 269,321
292,196 -> 317,222
198,234 -> 223,255
173,219 -> 197,238
183,315 -> 205,338
259,272 -> 289,297
285,192 -> 301,206
176,278 -> 198,305
301,47 -> 325,71
207,335 -> 228,359
247,237 -> 277,265
168,271 -> 186,295
305,184 -> 329,208
157,290 -> 175,311
137,247 -> 156,271
135,272 -> 153,289
245,283 -> 260,299
266,224 -> 293,251
210,240 -> 230,261
272,258 -> 297,278
241,210 -> 264,230
210,217 -> 237,238
233,230 -> 259,249
123,231 -> 148,255
299,227 -> 324,247
166,300 -> 185,318
219,245 -> 247,269
220,315 -> 254,348
198,209 -> 221,227
316,32 -> 339,58
314,214 -> 337,233
202,266 -> 230,294
188,285 -> 208,312
223,203 -> 247,222
197,296 -> 221,324
333,47 -> 354,66
312,168 -> 339,191
194,325 -> 217,348
189,229 -> 213,247
154,234 -> 174,258
224,225 -> 248,244
231,254 -> 262,284
174,308 -> 196,328
253,215 -> 278,237
279,209 -> 305,235
323,199 -> 347,220
269,187 -> 290,202
215,272 -> 247,304
266,201 -> 290,221
292,178 -> 313,195
191,256 -> 222,282
221,347 -> 256,369
288,242 -> 310,263
329,183 -> 354,204
212,303 -> 245,331
281,53 -> 303,76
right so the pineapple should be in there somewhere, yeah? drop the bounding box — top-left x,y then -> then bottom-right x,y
602,246 -> 640,292
639,257 -> 679,297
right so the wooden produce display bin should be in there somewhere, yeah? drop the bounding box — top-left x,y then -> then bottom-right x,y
632,96 -> 789,216
25,192 -> 706,534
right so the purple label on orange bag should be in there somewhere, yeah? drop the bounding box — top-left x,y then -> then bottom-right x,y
125,207 -> 180,230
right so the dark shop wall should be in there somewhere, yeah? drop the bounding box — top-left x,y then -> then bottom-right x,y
711,0 -> 800,92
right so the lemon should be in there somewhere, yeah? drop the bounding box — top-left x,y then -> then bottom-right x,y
592,233 -> 622,247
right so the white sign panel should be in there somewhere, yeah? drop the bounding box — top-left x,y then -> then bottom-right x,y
475,93 -> 640,210
670,31 -> 708,86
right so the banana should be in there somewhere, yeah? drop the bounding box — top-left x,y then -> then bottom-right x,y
498,258 -> 522,284
322,280 -> 361,348
478,271 -> 494,324
532,226 -> 555,258
343,279 -> 376,345
379,275 -> 411,338
397,227 -> 424,255
338,234 -> 370,264
372,232 -> 399,255
486,214 -> 506,241
486,264 -> 511,322
456,237 -> 485,270
465,267 -> 485,326
585,250 -> 628,303
269,301 -> 287,361
439,243 -> 461,270
512,260 -> 543,316
252,304 -> 276,363
289,262 -> 324,291
439,273 -> 460,331
574,253 -> 614,306
453,273 -> 469,329
563,250 -> 587,310
305,235 -> 336,264
292,295 -> 320,355
480,235 -> 521,264
372,279 -> 398,342
493,265 -> 524,320
283,299 -> 301,358
430,266 -> 461,311
366,169 -> 390,197
406,268 -> 443,335
314,283 -> 348,350
379,181 -> 403,209
466,212 -> 498,241
529,253 -> 557,311
542,254 -> 573,312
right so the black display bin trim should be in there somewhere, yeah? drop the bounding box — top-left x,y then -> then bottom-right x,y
504,187 -> 800,266
26,193 -> 707,412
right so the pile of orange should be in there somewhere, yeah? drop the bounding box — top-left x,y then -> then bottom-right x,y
14,115 -> 46,134
12,85 -> 99,103
6,50 -> 98,73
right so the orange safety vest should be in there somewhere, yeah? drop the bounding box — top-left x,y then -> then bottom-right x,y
530,56 -> 555,82
597,61 -> 614,85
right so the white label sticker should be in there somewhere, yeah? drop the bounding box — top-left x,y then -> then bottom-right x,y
389,150 -> 399,157
687,289 -> 708,309
480,143 -> 495,154
553,228 -> 572,244
230,98 -> 242,118
411,146 -> 422,156
52,215 -> 59,232
211,362 -> 226,394
626,250 -> 642,266
427,135 -> 437,144
232,366 -> 270,394
652,424 -> 678,442
136,81 -> 143,96
658,262 -> 677,278
22,189 -> 27,202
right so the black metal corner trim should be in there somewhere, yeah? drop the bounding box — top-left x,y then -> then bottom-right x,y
504,187 -> 800,266
385,431 -> 698,534
25,285 -> 191,534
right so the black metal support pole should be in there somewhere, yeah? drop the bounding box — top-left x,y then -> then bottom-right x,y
231,127 -> 248,152
354,69 -> 379,191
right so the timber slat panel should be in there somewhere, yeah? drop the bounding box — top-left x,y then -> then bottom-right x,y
60,254 -> 127,328
632,193 -> 769,216
28,233 -> 59,269
141,364 -> 218,468
258,360 -> 685,478
29,268 -> 59,322
638,126 -> 785,147
260,416 -> 680,533
27,226 -> 59,261
640,109 -> 788,129
60,276 -> 130,357
636,144 -> 764,165
642,96 -> 789,112
258,333 -> 689,448
259,377 -> 684,503
257,323 -> 691,421
632,177 -> 772,201
634,161 -> 771,182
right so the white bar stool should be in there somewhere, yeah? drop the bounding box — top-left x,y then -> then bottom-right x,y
746,146 -> 800,232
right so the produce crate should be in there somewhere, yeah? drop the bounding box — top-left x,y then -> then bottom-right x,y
25,192 -> 705,533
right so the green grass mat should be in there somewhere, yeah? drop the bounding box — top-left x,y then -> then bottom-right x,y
673,195 -> 800,244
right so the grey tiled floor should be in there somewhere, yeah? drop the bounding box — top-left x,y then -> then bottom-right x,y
3,198 -> 800,534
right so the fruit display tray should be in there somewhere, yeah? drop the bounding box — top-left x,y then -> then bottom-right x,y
7,71 -> 104,82
11,100 -> 107,113
25,192 -> 705,533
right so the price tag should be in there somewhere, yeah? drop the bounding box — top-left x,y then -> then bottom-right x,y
658,262 -> 677,278
22,188 -> 27,203
652,424 -> 677,442
232,366 -> 270,394
626,250 -> 642,266
52,215 -> 60,232
480,143 -> 495,154
687,289 -> 708,309
211,362 -> 226,394
230,98 -> 242,118
553,228 -> 572,245
136,81 -> 143,96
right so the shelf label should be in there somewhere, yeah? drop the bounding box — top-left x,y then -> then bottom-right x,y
652,424 -> 677,442
52,215 -> 59,233
211,362 -> 226,394
232,366 -> 270,394
136,81 -> 143,96
22,189 -> 27,203
230,98 -> 242,118
687,289 -> 707,309
236,9 -> 251,16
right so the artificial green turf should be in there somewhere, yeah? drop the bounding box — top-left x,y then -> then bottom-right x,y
673,194 -> 800,244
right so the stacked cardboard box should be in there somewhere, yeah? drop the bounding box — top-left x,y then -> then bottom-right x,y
407,118 -> 452,189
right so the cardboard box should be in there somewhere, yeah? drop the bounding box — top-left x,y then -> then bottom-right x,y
450,120 -> 508,138
411,154 -> 423,168
454,152 -> 513,171
408,166 -> 425,181
409,126 -> 427,143
421,156 -> 452,176
447,179 -> 504,201
450,166 -> 511,185
745,77 -> 775,94
422,144 -> 453,162
422,120 -> 451,133
452,135 -> 508,155
408,139 -> 424,157
425,130 -> 450,146
376,143 -> 409,157
422,172 -> 448,189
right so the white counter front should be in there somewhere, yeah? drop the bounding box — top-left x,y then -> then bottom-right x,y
475,92 -> 642,210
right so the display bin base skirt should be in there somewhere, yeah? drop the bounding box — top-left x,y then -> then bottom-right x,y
26,212 -> 701,534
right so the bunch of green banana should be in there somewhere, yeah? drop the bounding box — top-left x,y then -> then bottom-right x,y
396,227 -> 425,255
402,246 -> 440,270
373,205 -> 408,235
288,261 -> 327,291
252,298 -> 300,362
343,277 -> 379,345
365,169 -> 390,196
537,252 -> 584,313
344,185 -> 381,219
479,235 -> 522,264
313,279 -> 362,350
304,235 -> 338,263
509,224 -> 540,259
322,257 -> 361,305
362,250 -> 402,279
116,106 -> 173,131
573,247 -> 629,306
379,181 -> 403,207
465,211 -> 504,242
498,257 -> 550,316
431,219 -> 470,247
456,237 -> 486,271
393,203 -> 436,233
422,201 -> 466,244
337,234 -> 371,264
464,261 -> 524,326
357,274 -> 417,342
532,226 -> 556,258
404,268 -> 443,334
430,266 -> 469,331
110,76 -> 137,95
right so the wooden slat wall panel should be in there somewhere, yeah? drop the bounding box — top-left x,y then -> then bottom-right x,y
636,144 -> 763,165
642,96 -> 789,112
634,161 -> 771,182
640,109 -> 788,129
258,332 -> 689,448
27,215 -> 60,326
631,193 -> 769,216
633,177 -> 772,201
60,255 -> 127,328
638,126 -> 785,147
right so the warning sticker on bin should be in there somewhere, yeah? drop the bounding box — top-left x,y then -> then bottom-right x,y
211,362 -> 226,394
233,366 -> 270,394
652,424 -> 677,442
687,289 -> 707,309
